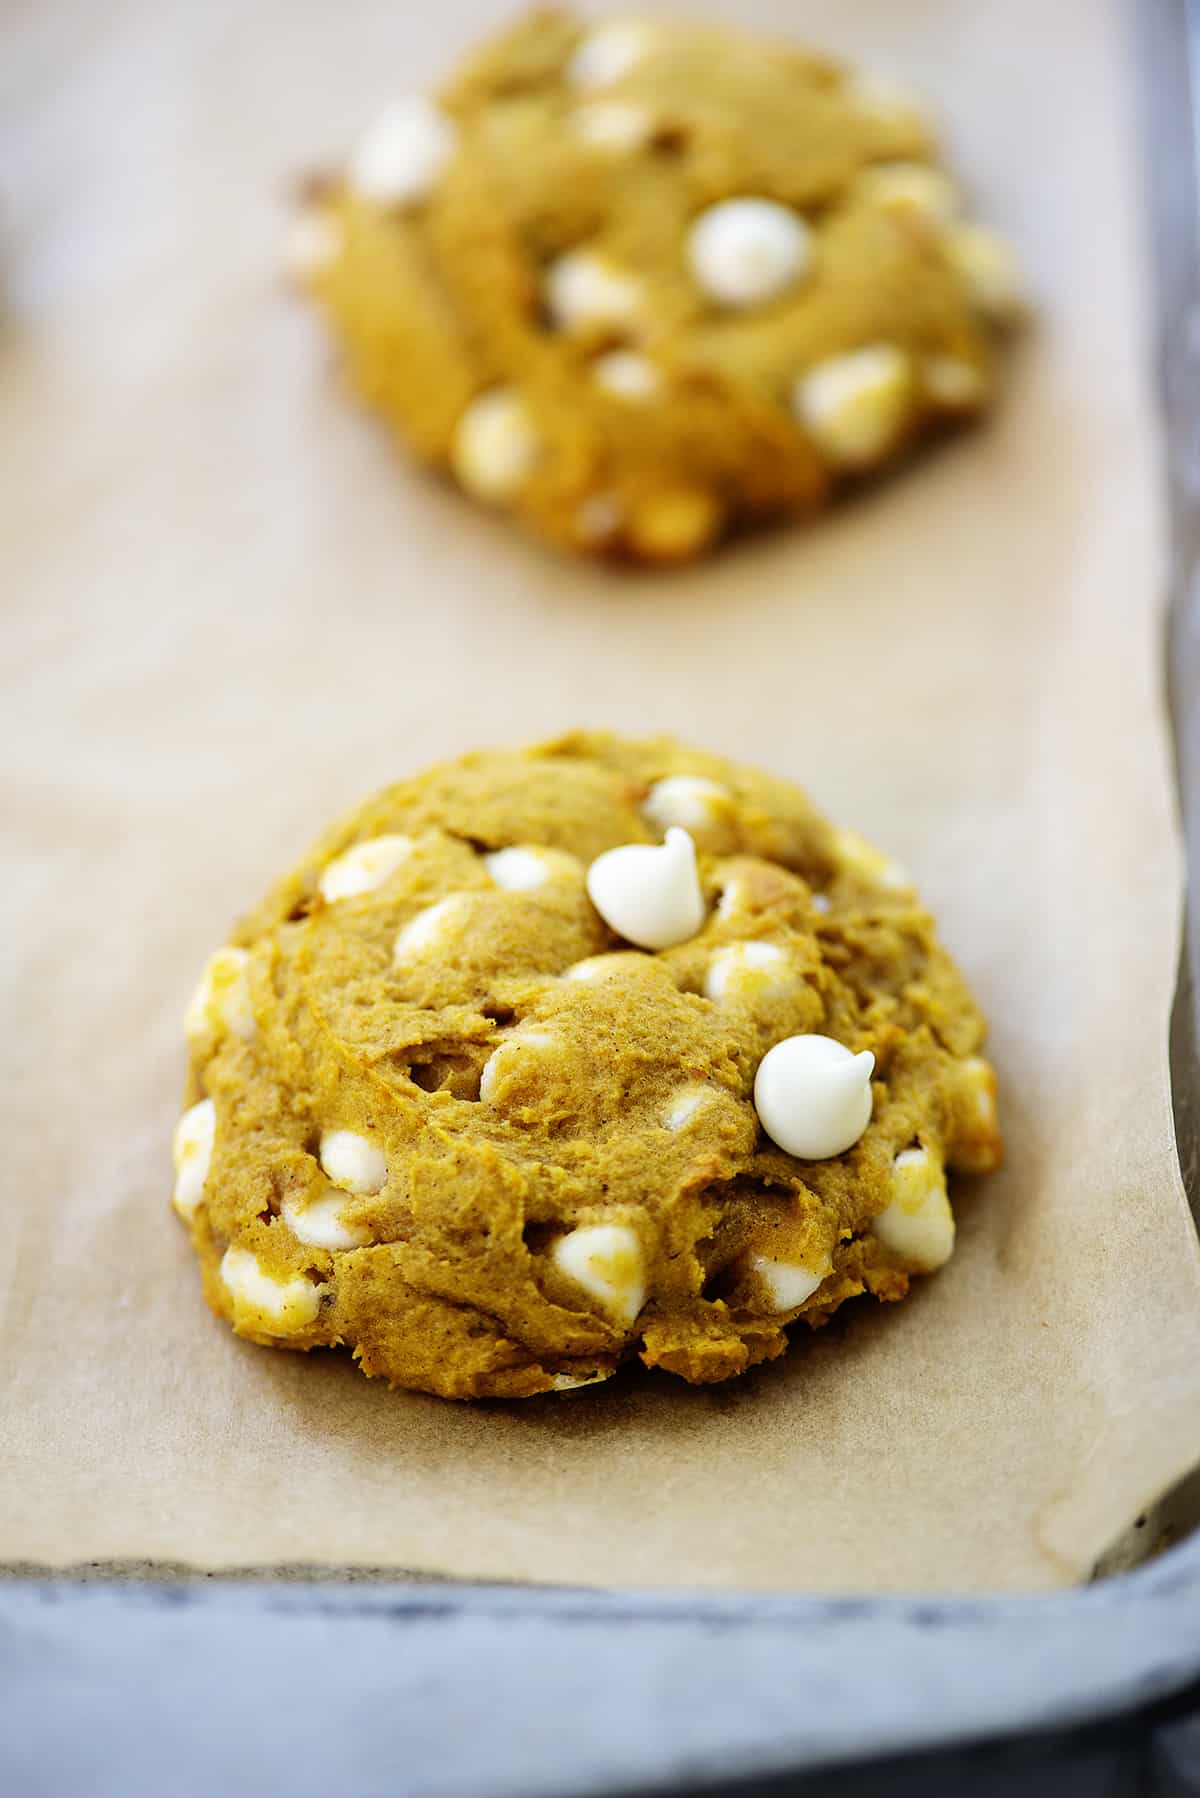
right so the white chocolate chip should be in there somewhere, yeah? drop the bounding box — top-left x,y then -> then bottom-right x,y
642,775 -> 730,840
688,199 -> 812,308
319,1128 -> 387,1195
552,1222 -> 646,1324
172,1099 -> 216,1220
282,1188 -> 372,1251
832,827 -> 912,891
705,941 -> 796,1002
754,1034 -> 875,1160
922,353 -> 987,409
856,161 -> 958,228
663,1086 -> 711,1131
549,1368 -> 614,1390
319,834 -> 414,902
219,1246 -> 323,1334
479,1031 -> 559,1104
450,389 -> 540,503
347,97 -> 454,207
544,250 -> 642,331
567,20 -> 659,89
586,826 -> 705,951
392,893 -> 474,962
946,1055 -> 1003,1175
715,878 -> 751,924
874,1145 -> 955,1269
285,211 -> 344,281
811,893 -> 832,915
561,952 -> 642,983
592,349 -> 661,400
484,846 -> 581,892
575,493 -> 625,544
964,1057 -> 997,1122
749,1251 -> 832,1312
945,224 -> 1022,323
794,345 -> 912,468
845,72 -> 930,131
569,100 -> 654,151
184,946 -> 256,1044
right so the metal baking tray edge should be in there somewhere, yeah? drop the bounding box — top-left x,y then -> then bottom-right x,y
3,3 -> 1200,1793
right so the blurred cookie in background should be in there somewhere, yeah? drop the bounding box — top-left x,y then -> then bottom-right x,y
290,9 -> 1023,564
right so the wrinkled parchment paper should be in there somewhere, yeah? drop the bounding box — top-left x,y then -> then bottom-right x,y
3,0 -> 1200,1592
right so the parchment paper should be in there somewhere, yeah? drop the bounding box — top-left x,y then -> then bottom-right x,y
3,0 -> 1200,1593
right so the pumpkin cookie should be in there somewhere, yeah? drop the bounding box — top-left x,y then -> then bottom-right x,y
291,8 -> 1021,562
172,732 -> 1002,1399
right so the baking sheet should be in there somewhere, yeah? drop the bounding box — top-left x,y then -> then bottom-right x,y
3,0 -> 1200,1594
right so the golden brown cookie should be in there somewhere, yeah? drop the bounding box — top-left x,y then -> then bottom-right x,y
172,732 -> 1002,1399
291,8 -> 1022,563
